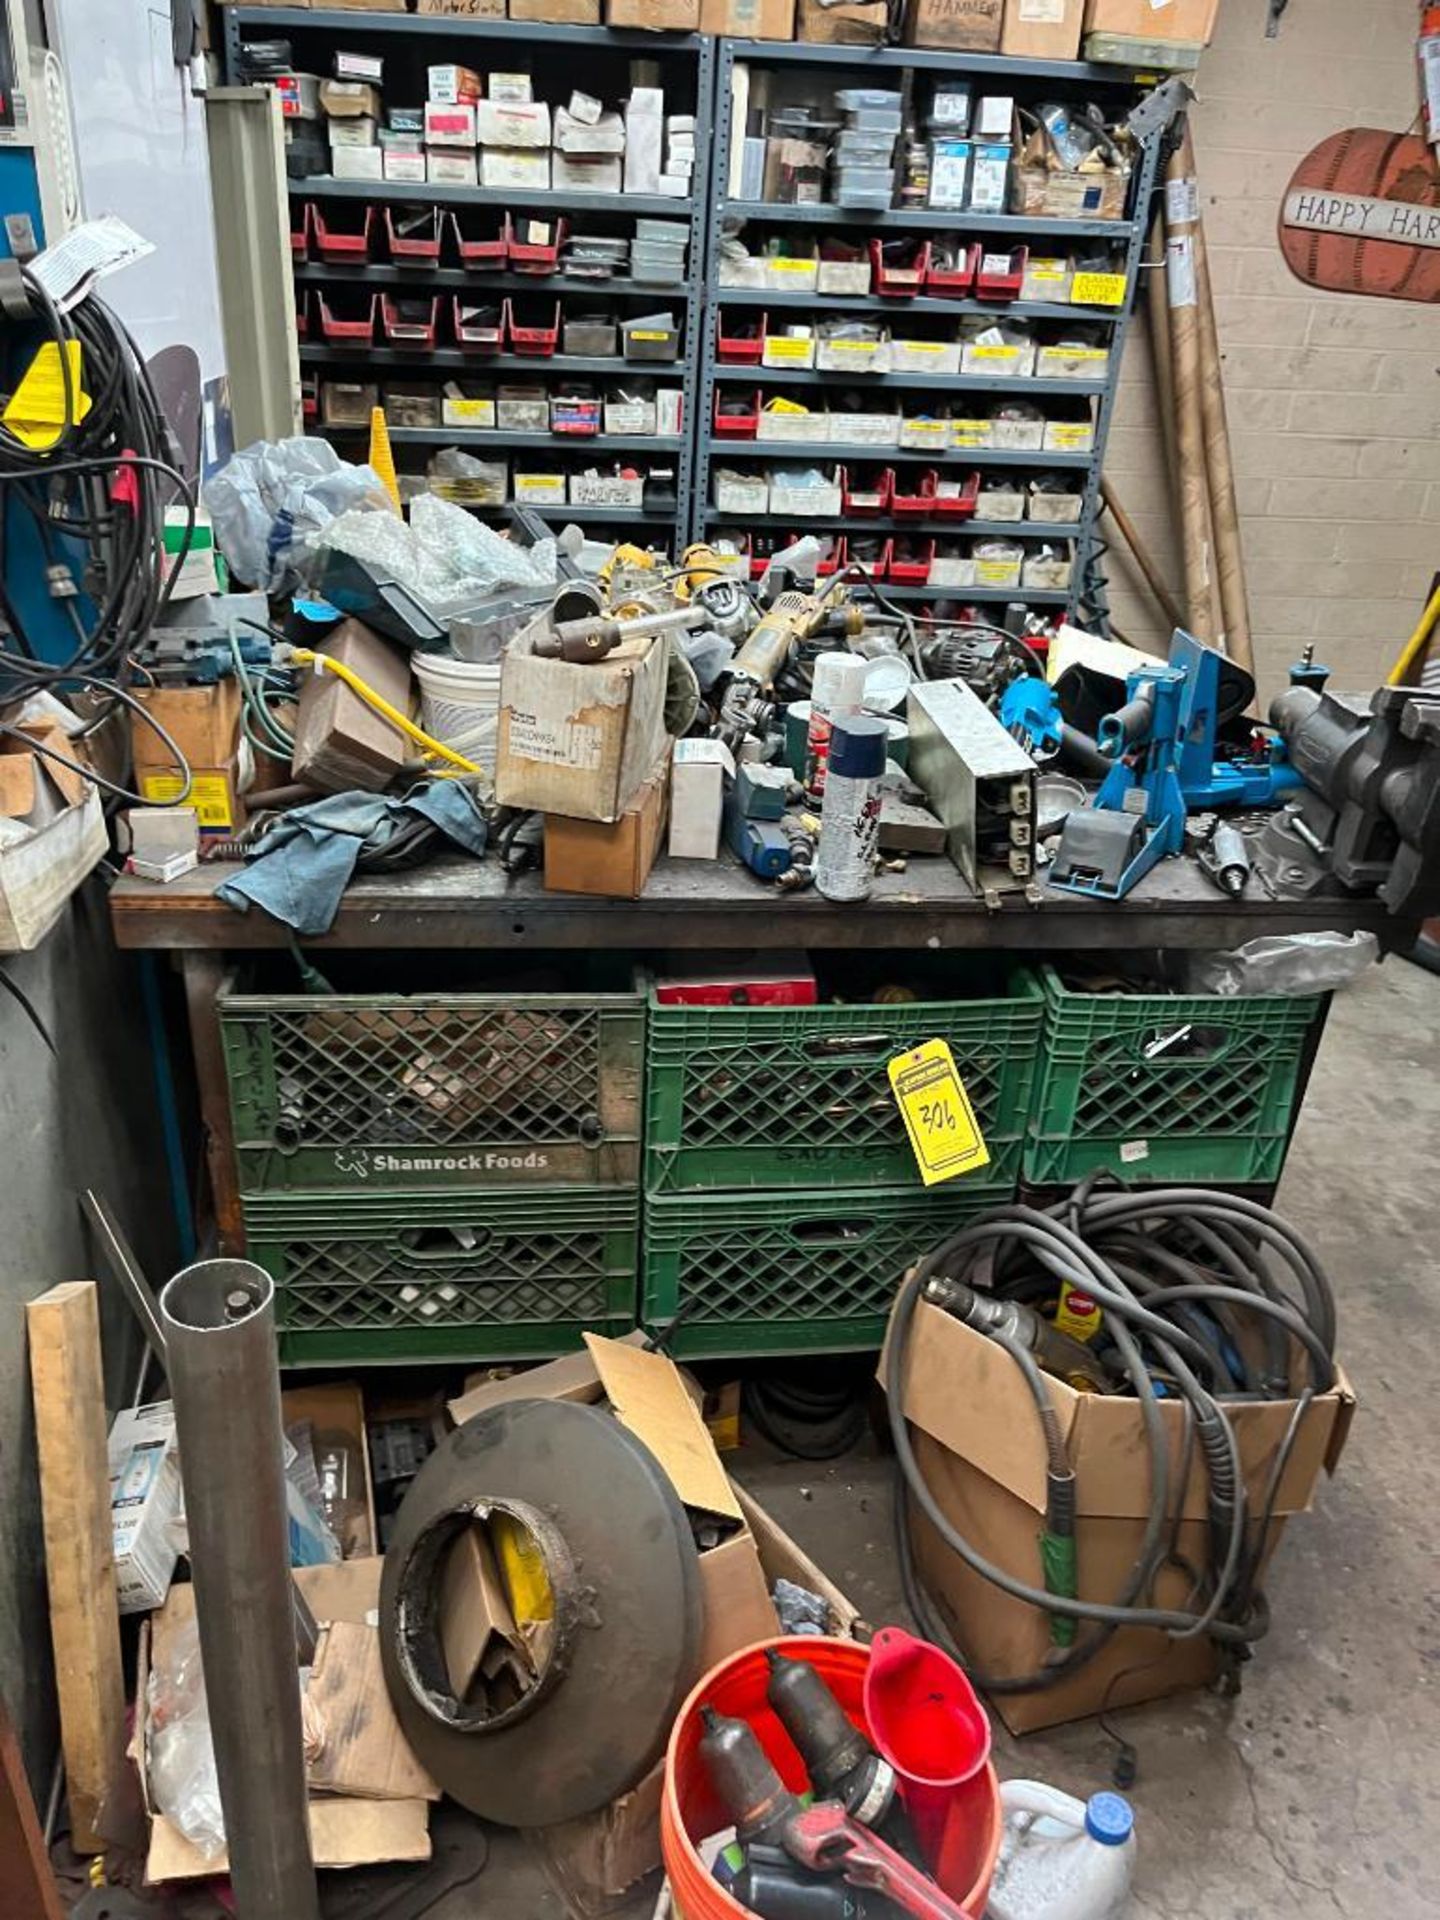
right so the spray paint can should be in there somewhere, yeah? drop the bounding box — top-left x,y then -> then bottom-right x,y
805,651 -> 869,798
815,715 -> 888,904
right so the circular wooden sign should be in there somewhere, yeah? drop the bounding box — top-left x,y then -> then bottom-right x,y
1279,128 -> 1440,303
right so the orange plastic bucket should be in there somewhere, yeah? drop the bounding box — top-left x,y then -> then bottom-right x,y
662,1637 -> 1003,1920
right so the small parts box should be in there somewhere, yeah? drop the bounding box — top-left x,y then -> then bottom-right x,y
313,204 -> 375,263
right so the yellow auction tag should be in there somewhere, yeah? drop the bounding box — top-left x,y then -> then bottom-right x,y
1071,270 -> 1127,307
140,771 -> 235,828
888,1039 -> 990,1187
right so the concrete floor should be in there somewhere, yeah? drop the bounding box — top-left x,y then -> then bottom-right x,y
389,956 -> 1440,1920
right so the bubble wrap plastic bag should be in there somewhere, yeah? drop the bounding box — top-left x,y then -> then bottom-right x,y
1184,931 -> 1380,997
321,489 -> 556,625
147,1618 -> 225,1858
204,438 -> 389,594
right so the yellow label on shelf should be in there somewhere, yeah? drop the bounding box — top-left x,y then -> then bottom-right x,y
1047,424 -> 1094,450
445,400 -> 494,423
516,475 -> 564,493
967,344 -> 1021,362
765,338 -> 814,359
767,397 -> 810,415
1040,347 -> 1111,365
976,559 -> 1021,587
888,1039 -> 990,1188
1071,271 -> 1127,307
629,329 -> 670,342
140,772 -> 235,829
899,340 -> 946,354
771,257 -> 817,273
951,422 -> 990,447
834,340 -> 879,354
4,341 -> 92,449
1026,258 -> 1068,282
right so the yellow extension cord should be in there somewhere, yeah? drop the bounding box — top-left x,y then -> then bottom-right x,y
289,647 -> 481,775
1388,582 -> 1440,687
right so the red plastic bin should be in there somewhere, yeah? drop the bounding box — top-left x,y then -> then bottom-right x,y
840,463 -> 892,516
449,209 -> 509,269
714,388 -> 761,438
976,246 -> 1028,302
381,294 -> 439,350
385,207 -> 443,268
290,203 -> 312,262
312,205 -> 375,264
509,216 -> 567,274
871,238 -> 930,296
316,291 -> 378,347
846,534 -> 892,581
504,298 -> 561,356
925,242 -> 981,297
892,469 -> 980,518
294,288 -> 311,343
451,297 -> 503,354
716,311 -> 766,365
300,372 -> 319,425
889,536 -> 937,583
815,535 -> 845,578
662,1639 -> 1001,1920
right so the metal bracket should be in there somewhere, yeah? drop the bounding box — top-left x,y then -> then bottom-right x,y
1126,76 -> 1196,144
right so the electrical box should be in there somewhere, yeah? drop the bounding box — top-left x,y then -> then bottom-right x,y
906,678 -> 1036,895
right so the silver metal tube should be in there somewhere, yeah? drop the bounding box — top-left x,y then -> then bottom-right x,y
159,1260 -> 318,1920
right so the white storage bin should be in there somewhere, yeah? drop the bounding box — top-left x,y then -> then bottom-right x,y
1028,491 -> 1084,525
961,341 -> 1036,379
899,417 -> 949,451
891,338 -> 960,376
762,332 -> 817,370
973,543 -> 1023,589
605,398 -> 657,436
991,413 -> 1046,452
513,472 -> 567,506
929,550 -> 977,589
758,407 -> 827,443
714,469 -> 770,515
817,259 -> 871,295
1036,344 -> 1111,381
950,415 -> 993,449
570,473 -> 645,507
817,335 -> 892,375
763,254 -> 820,292
769,472 -> 842,518
1043,418 -> 1096,454
719,256 -> 767,289
1023,549 -> 1074,590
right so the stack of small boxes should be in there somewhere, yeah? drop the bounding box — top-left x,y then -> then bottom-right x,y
926,88 -> 1015,214
319,50 -> 386,183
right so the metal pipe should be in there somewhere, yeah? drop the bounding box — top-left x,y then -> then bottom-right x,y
158,1260 -> 319,1920
1164,130 -> 1223,646
80,1191 -> 168,1367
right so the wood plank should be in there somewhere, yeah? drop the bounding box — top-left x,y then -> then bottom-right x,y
0,1693 -> 64,1920
25,1282 -> 127,1855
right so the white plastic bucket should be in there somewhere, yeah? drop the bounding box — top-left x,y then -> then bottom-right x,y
413,653 -> 502,768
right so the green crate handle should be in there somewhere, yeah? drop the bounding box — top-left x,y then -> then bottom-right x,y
813,1032 -> 900,1059
1127,1019 -> 1243,1067
785,1215 -> 882,1247
395,1225 -> 498,1268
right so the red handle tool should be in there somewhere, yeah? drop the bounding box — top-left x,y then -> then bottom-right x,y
783,1803 -> 971,1920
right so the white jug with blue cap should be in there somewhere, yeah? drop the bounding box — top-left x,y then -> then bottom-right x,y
987,1781 -> 1136,1920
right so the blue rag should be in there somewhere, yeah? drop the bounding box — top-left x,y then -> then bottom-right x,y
217,782 -> 489,936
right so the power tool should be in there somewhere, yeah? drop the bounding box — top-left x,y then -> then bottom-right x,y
719,591 -> 865,753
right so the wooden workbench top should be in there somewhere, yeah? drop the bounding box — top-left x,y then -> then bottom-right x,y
109,853 -> 1403,953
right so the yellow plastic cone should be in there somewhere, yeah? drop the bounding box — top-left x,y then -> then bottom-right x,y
369,406 -> 402,514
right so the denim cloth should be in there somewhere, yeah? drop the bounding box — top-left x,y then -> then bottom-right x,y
217,782 -> 488,935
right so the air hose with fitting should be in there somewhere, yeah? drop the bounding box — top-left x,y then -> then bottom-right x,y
885,1186 -> 1338,1697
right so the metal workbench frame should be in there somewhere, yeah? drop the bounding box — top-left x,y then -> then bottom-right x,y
223,7 -> 716,555
690,35 -> 1166,621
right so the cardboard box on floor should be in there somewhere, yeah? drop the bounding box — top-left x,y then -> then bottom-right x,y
135,1558 -> 432,1883
884,1297 -> 1356,1735
527,1337 -> 862,1914
543,750 -> 671,898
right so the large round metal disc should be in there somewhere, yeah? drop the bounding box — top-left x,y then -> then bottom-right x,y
379,1398 -> 704,1827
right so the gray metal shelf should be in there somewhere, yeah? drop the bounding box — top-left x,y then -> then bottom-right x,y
228,7 -> 714,558
717,286 -> 1123,324
878,582 -> 1070,604
721,201 -> 1133,238
231,8 -> 702,52
704,513 -> 1080,539
301,345 -> 684,376
690,36 -> 1170,627
463,503 -> 677,524
706,441 -> 1092,467
290,177 -> 692,216
734,366 -> 1108,396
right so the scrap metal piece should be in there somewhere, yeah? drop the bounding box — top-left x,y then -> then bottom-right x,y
159,1261 -> 318,1920
1125,76 -> 1195,143
80,1192 -> 167,1365
380,1398 -> 703,1828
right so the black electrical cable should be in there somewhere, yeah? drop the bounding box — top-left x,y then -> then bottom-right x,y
887,1186 -> 1337,1696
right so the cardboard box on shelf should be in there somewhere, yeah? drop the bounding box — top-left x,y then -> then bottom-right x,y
290,619 -> 413,796
1084,0 -> 1218,41
606,0 -> 700,26
497,619 -> 671,824
700,0 -> 796,35
884,1296 -> 1356,1736
416,0 -> 507,16
904,0 -> 1003,48
544,752 -> 671,899
510,0 -> 602,17
669,736 -> 733,860
129,682 -> 245,834
796,0 -> 887,41
1001,0 -> 1082,57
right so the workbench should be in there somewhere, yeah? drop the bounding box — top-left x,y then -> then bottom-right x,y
110,853 -> 1402,1258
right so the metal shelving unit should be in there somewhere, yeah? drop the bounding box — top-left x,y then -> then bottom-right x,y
225,7 -> 714,548
691,35 -> 1166,620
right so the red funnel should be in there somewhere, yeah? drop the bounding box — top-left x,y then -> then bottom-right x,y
863,1627 -> 992,1877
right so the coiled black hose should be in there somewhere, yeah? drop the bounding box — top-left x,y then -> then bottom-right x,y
887,1186 -> 1338,1693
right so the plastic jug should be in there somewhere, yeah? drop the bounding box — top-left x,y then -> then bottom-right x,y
986,1782 -> 1135,1920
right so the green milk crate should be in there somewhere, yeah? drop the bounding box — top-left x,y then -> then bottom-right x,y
644,968 -> 1043,1193
242,1187 -> 639,1365
1025,965 -> 1324,1188
641,1179 -> 1013,1359
219,987 -> 644,1191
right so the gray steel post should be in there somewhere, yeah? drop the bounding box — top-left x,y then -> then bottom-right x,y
159,1260 -> 318,1920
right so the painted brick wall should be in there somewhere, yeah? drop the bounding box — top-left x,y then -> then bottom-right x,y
1103,0 -> 1439,698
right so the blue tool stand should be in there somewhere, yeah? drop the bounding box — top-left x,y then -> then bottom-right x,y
1050,633 -> 1304,901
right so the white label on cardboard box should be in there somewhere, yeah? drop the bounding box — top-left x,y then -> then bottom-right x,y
1166,175 -> 1199,225
1019,0 -> 1066,16
509,712 -> 602,770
